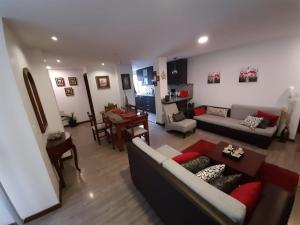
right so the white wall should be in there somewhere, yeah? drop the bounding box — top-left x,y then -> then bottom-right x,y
154,57 -> 168,124
49,69 -> 90,122
0,18 -> 60,220
86,64 -> 123,121
188,36 -> 300,139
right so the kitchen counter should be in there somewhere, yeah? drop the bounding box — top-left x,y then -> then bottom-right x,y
161,96 -> 192,104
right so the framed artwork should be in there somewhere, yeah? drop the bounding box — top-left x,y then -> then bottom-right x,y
65,87 -> 74,96
68,77 -> 78,86
207,72 -> 221,84
23,68 -> 48,133
121,74 -> 131,90
55,77 -> 65,87
96,76 -> 110,89
239,67 -> 258,83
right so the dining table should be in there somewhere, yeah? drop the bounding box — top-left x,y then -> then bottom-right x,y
101,109 -> 149,151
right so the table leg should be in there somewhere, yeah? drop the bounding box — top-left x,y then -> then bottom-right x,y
116,126 -> 124,151
72,145 -> 81,172
53,159 -> 66,188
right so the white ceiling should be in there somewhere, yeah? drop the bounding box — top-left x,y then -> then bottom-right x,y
1,0 -> 300,69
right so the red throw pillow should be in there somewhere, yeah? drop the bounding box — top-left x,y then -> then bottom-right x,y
257,111 -> 279,127
194,107 -> 206,116
172,151 -> 201,164
230,182 -> 262,217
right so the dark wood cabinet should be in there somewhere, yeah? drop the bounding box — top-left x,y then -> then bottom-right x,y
167,59 -> 187,85
136,66 -> 153,86
135,95 -> 156,113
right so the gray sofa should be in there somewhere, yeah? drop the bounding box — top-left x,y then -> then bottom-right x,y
194,104 -> 282,148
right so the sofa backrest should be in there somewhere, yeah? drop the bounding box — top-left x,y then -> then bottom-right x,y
132,137 -> 167,164
163,159 -> 246,225
230,104 -> 282,121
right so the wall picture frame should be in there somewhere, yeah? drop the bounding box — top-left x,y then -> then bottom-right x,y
68,77 -> 78,86
121,74 -> 131,90
55,77 -> 65,87
65,87 -> 74,96
207,72 -> 221,84
95,76 -> 110,89
239,66 -> 258,83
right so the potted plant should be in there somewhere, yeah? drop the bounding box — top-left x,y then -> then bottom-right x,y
68,112 -> 77,127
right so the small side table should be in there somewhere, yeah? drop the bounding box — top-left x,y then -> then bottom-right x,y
46,132 -> 81,187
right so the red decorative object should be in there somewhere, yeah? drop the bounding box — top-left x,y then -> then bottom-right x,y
194,107 -> 206,116
230,182 -> 262,217
179,90 -> 189,97
257,111 -> 279,127
172,151 -> 201,164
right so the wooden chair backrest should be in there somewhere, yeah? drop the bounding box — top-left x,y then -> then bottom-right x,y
87,112 -> 97,127
105,104 -> 117,112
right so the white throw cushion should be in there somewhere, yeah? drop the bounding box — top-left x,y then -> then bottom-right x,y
162,159 -> 246,224
207,107 -> 228,117
241,115 -> 263,129
132,138 -> 167,164
196,164 -> 226,182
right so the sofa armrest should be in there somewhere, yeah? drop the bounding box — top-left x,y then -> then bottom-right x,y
156,145 -> 181,158
247,184 -> 294,225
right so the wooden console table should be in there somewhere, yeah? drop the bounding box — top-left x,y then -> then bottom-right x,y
46,132 -> 81,187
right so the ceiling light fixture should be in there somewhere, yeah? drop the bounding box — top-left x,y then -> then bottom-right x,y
56,59 -> 61,63
46,66 -> 52,70
101,62 -> 105,66
198,35 -> 209,44
51,36 -> 58,41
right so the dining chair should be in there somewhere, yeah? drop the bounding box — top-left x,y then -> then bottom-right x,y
87,112 -> 109,145
126,113 -> 149,144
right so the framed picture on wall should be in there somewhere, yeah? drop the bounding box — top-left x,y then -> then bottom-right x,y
239,67 -> 258,83
207,72 -> 221,84
95,76 -> 110,89
65,87 -> 74,96
68,77 -> 78,86
55,77 -> 65,87
121,74 -> 131,90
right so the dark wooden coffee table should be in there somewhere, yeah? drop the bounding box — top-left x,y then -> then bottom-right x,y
205,142 -> 266,177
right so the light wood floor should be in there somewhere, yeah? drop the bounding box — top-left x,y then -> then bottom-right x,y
28,122 -> 300,225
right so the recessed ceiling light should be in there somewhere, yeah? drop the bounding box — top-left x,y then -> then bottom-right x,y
198,35 -> 209,44
101,62 -> 105,66
56,59 -> 61,63
51,36 -> 58,41
46,66 -> 52,70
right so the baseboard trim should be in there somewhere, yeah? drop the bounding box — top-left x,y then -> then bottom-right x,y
24,203 -> 61,223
